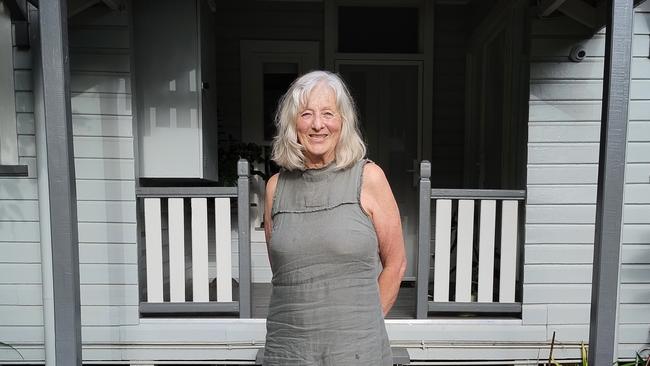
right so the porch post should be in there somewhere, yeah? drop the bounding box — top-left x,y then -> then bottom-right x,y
37,0 -> 82,365
588,0 -> 633,364
237,159 -> 252,318
416,161 -> 431,319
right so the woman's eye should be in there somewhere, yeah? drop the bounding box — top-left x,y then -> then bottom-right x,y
323,112 -> 334,119
301,112 -> 312,118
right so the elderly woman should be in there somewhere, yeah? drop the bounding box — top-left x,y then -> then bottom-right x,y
262,70 -> 406,365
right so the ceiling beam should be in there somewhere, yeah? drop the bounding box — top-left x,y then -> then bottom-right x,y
537,0 -> 567,17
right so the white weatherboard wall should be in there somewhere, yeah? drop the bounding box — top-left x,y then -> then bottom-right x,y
526,4 -> 650,359
0,11 -> 44,363
67,6 -> 139,361
620,3 -> 650,358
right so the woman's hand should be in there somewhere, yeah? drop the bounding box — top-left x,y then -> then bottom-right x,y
360,162 -> 407,316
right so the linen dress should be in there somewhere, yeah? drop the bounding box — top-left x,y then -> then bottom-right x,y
262,158 -> 393,365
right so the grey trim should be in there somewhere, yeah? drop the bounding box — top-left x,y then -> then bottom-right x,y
237,159 -> 252,318
588,0 -> 633,364
136,186 -> 238,198
430,189 -> 526,200
416,160 -> 432,319
392,347 -> 411,365
428,302 -> 522,314
30,6 -> 55,365
0,164 -> 28,176
38,0 -> 82,365
140,301 -> 239,314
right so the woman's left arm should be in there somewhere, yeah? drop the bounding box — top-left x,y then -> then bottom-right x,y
360,162 -> 407,316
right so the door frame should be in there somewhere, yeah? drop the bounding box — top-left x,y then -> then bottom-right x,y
240,40 -> 320,147
324,0 -> 434,162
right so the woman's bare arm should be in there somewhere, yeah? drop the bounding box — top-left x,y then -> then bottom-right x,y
264,173 -> 279,268
360,162 -> 407,316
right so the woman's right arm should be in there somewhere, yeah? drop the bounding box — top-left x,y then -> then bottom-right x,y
263,173 -> 280,266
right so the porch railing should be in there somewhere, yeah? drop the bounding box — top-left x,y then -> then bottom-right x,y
136,159 -> 252,317
416,161 -> 525,318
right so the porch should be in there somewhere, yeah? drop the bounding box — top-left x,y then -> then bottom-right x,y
136,160 -> 526,320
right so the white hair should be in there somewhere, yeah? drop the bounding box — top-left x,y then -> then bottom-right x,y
271,70 -> 366,171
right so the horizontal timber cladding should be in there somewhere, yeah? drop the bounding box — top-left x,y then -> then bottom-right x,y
0,6 -> 44,362
66,2 -> 139,353
525,4 -> 650,359
619,5 -> 650,356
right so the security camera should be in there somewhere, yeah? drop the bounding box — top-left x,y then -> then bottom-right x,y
569,45 -> 586,62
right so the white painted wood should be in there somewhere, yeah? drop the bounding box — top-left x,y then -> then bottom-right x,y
523,283 -> 592,303
623,225 -> 650,244
75,158 -> 135,180
625,164 -> 650,184
73,136 -> 133,159
0,284 -> 42,305
80,284 -> 138,306
17,112 -> 35,135
214,198 -> 232,302
79,264 -> 138,285
499,200 -> 518,303
81,305 -> 139,326
71,92 -> 131,116
191,198 -> 209,302
526,205 -> 595,224
619,304 -> 650,324
0,305 -> 43,326
0,222 -> 40,242
70,72 -> 131,94
528,123 -> 600,143
525,244 -> 593,264
524,264 -> 593,284
621,244 -> 650,264
18,134 -> 36,157
627,142 -> 650,162
624,184 -> 650,203
84,243 -> 125,273
77,222 -> 136,243
0,178 -> 38,199
13,70 -> 32,91
76,180 -> 135,201
478,200 -> 496,302
168,198 -> 185,302
72,114 -> 133,137
527,185 -> 597,204
144,198 -> 163,302
455,200 -> 474,302
0,264 -> 42,284
620,264 -> 650,283
526,224 -> 595,243
76,200 -> 136,223
0,242 -> 41,263
620,283 -> 650,303
0,200 -> 39,221
15,91 -> 34,112
433,199 -> 452,302
528,143 -> 599,164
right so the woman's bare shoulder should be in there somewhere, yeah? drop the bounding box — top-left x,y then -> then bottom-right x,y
362,161 -> 389,190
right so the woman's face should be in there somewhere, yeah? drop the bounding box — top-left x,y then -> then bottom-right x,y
296,83 -> 342,168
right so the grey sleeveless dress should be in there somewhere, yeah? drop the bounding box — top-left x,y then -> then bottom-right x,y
262,159 -> 393,365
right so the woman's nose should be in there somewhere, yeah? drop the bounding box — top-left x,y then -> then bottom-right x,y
311,114 -> 324,130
